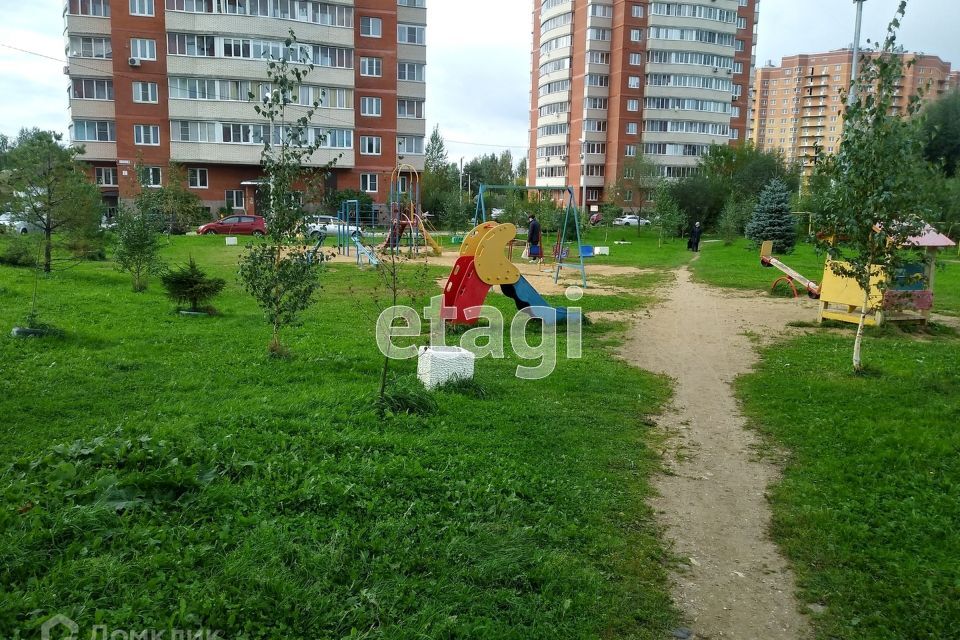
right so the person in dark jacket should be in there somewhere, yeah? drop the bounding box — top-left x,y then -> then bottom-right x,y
689,221 -> 703,252
527,214 -> 543,263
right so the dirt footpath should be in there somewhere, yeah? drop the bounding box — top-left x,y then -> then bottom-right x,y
620,268 -> 818,639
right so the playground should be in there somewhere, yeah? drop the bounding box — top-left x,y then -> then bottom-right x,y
1,222 -> 958,640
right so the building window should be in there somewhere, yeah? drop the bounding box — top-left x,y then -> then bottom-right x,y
188,168 -> 208,188
68,36 -> 112,59
361,173 -> 378,193
397,136 -> 424,154
72,119 -> 116,142
130,38 -> 157,60
129,0 -> 154,16
168,33 -> 216,56
586,188 -> 600,202
72,78 -> 114,100
360,97 -> 382,117
397,23 -> 425,45
397,98 -> 424,119
628,76 -> 640,89
631,4 -> 643,18
626,122 -> 638,135
625,144 -> 637,157
629,52 -> 642,65
735,39 -> 745,52
69,0 -> 111,16
734,62 -> 743,74
225,190 -> 244,210
360,16 -> 382,37
630,29 -> 642,42
134,124 -> 160,145
95,167 -> 118,185
398,62 -> 426,82
737,16 -> 747,29
359,136 -> 381,155
626,99 -> 639,112
132,81 -> 158,103
360,57 -> 382,77
143,167 -> 162,187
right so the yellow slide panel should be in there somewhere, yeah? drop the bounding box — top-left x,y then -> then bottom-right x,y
418,219 -> 442,256
459,222 -> 499,257
474,223 -> 521,286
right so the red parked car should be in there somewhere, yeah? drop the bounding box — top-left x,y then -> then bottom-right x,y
198,215 -> 267,237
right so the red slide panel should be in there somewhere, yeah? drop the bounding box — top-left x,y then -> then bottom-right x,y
443,256 -> 492,324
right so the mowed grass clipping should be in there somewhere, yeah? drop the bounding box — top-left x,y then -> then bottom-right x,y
0,236 -> 677,639
737,332 -> 960,639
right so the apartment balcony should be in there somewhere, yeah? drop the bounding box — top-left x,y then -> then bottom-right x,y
164,11 -> 352,49
64,14 -> 110,36
71,140 -> 117,162
68,57 -> 113,78
170,141 -> 352,167
69,99 -> 116,120
396,4 -> 426,25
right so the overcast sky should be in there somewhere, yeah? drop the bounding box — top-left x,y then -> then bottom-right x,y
1,0 -> 957,163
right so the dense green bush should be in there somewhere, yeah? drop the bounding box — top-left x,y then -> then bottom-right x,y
160,257 -> 226,313
0,236 -> 36,267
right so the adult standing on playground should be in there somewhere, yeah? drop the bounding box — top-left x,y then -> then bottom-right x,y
688,221 -> 703,252
527,213 -> 543,264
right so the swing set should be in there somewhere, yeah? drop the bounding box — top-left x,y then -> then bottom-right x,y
473,184 -> 587,288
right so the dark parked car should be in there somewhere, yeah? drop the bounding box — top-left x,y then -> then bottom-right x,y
198,215 -> 266,237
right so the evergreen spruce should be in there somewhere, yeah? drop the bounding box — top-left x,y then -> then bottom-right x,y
745,178 -> 796,253
161,257 -> 225,312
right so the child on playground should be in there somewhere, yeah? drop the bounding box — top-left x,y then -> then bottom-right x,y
527,213 -> 543,264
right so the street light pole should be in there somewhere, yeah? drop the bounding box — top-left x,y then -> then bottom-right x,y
848,0 -> 867,107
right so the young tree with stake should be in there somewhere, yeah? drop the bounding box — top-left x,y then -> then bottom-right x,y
813,1 -> 935,371
238,31 -> 331,355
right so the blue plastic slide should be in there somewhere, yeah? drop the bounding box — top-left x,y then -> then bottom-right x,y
500,276 -> 579,326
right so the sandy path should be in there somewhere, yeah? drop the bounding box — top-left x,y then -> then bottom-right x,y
620,268 -> 818,640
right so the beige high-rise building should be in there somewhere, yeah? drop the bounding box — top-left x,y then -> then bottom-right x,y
750,49 -> 955,175
528,0 -> 760,209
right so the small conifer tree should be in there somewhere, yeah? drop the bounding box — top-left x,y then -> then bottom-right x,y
745,178 -> 796,253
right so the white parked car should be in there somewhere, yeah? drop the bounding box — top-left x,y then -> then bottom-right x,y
304,215 -> 363,240
613,214 -> 651,227
0,212 -> 31,234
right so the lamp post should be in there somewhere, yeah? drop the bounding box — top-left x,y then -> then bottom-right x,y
848,0 -> 867,107
579,138 -> 587,219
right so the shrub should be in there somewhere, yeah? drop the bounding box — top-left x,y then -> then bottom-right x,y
65,229 -> 108,261
0,236 -> 36,267
161,257 -> 226,313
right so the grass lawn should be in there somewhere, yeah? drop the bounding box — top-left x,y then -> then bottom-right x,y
690,238 -> 960,315
0,235 -> 678,639
738,330 -> 960,639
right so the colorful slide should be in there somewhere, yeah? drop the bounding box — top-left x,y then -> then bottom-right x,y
442,222 -> 579,326
417,218 -> 442,256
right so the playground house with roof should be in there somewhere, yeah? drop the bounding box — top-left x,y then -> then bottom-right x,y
760,224 -> 955,325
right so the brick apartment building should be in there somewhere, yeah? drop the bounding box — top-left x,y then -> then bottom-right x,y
750,48 -> 956,175
64,0 -> 427,217
527,0 -> 759,209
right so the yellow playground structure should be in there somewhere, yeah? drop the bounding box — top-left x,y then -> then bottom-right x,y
760,225 -> 955,326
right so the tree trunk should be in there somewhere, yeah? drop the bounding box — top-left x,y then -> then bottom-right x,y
43,228 -> 52,273
852,287 -> 870,372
